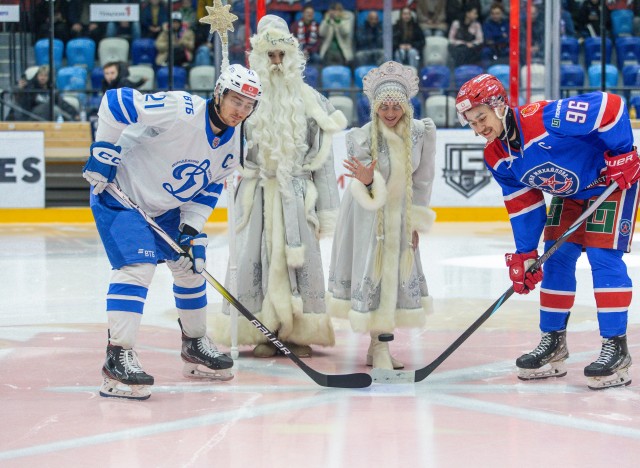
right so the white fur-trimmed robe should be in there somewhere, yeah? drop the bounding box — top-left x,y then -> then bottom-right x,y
327,118 -> 437,332
212,86 -> 346,347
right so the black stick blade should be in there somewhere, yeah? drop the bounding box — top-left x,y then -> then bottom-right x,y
324,372 -> 373,388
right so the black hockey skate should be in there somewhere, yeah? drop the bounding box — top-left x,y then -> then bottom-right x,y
584,335 -> 632,390
179,319 -> 234,381
516,330 -> 569,380
99,344 -> 154,400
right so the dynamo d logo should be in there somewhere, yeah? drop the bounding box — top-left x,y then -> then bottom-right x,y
163,160 -> 210,202
443,143 -> 491,198
521,162 -> 578,195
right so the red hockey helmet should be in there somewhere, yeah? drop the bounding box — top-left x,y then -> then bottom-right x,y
455,74 -> 508,125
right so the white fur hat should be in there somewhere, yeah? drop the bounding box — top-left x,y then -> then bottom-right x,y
251,14 -> 298,53
257,14 -> 290,34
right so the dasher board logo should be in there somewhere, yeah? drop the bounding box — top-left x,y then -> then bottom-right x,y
443,143 -> 491,198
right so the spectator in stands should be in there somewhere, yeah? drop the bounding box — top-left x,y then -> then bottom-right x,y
101,62 -> 148,93
34,0 -> 70,43
319,2 -> 355,66
354,10 -> 385,67
482,2 -> 509,65
561,6 -> 576,37
290,4 -> 321,65
416,0 -> 448,38
14,65 -> 79,121
446,0 -> 482,25
393,7 -> 425,69
155,11 -> 195,68
448,5 -> 484,67
576,0 -> 611,38
141,0 -> 168,40
68,0 -> 107,44
105,0 -> 142,42
177,0 -> 197,29
521,3 -> 545,61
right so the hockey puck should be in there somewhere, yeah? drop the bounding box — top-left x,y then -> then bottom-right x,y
378,333 -> 394,342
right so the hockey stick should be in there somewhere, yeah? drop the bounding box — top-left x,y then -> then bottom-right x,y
372,182 -> 620,384
105,183 -> 372,389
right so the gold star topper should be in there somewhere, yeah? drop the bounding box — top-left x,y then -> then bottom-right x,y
199,0 -> 238,37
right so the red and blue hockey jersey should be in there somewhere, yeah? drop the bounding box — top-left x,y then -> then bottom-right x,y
483,92 -> 635,252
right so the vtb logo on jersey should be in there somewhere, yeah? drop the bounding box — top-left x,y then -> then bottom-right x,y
241,84 -> 259,98
522,162 -> 578,195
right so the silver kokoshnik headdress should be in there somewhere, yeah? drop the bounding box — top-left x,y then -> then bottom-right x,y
363,61 -> 419,104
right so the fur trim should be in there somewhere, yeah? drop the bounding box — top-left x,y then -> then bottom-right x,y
349,171 -> 387,211
291,295 -> 303,316
317,209 -> 338,237
411,205 -> 436,233
286,244 -> 305,268
301,86 -> 348,135
422,295 -> 434,316
235,176 -> 259,233
326,293 -> 351,319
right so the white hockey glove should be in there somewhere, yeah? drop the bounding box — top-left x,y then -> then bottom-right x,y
177,225 -> 208,274
83,141 -> 122,195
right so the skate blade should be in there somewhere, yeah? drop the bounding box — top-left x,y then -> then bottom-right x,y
517,361 -> 567,380
99,377 -> 151,400
587,368 -> 632,390
183,363 -> 235,381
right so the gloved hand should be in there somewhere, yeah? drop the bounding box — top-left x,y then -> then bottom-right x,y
83,141 -> 122,195
604,147 -> 640,190
177,225 -> 208,274
505,250 -> 543,295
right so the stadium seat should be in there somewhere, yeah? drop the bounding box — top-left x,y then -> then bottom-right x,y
629,95 -> 640,116
487,64 -> 510,89
90,66 -> 104,90
520,63 -> 545,90
66,38 -> 96,70
560,64 -> 585,87
584,37 -> 612,68
98,37 -> 130,66
615,36 -> 640,70
188,65 -> 215,93
131,38 -> 157,66
321,65 -> 352,95
156,66 -> 188,89
357,94 -> 370,126
34,38 -> 64,69
420,65 -> 450,92
57,66 -> 87,91
328,95 -> 354,126
128,64 -> 155,91
622,64 -> 640,87
411,96 -> 421,119
303,65 -> 320,88
588,64 -> 619,89
423,36 -> 448,66
454,65 -> 483,88
560,36 -> 580,64
424,95 -> 458,128
354,65 -> 376,89
611,9 -> 634,38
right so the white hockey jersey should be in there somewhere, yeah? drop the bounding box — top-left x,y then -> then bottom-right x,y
96,87 -> 244,231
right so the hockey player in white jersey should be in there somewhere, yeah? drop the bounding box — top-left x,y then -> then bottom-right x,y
83,64 -> 262,400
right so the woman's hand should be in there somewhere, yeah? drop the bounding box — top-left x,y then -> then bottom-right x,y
343,156 -> 377,186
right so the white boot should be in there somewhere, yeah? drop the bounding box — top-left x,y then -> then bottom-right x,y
367,333 -> 404,369
367,333 -> 394,370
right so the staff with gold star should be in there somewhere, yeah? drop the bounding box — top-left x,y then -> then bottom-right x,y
199,0 -> 238,70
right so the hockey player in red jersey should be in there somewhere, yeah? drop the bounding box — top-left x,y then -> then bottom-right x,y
456,74 -> 639,389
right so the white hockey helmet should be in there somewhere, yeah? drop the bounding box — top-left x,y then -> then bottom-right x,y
214,64 -> 262,102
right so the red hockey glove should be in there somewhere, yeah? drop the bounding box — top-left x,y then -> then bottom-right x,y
505,251 -> 543,295
604,147 -> 640,190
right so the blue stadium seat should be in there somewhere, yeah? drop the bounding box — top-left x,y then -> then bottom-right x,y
131,38 -> 157,66
354,65 -> 376,89
622,64 -> 640,87
411,96 -> 421,119
90,66 -> 104,90
303,66 -> 320,88
560,36 -> 580,64
560,64 -> 585,87
630,95 -> 640,116
57,66 -> 87,91
357,93 -> 370,126
487,64 -> 510,89
611,9 -> 634,38
34,38 -> 64,69
321,65 -> 351,94
584,37 -> 612,68
615,36 -> 640,70
66,38 -> 95,70
156,66 -> 187,89
420,65 -> 450,90
454,65 -> 483,88
587,64 -> 619,89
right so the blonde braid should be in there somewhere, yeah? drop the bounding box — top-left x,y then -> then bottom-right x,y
370,104 -> 385,286
400,103 -> 415,282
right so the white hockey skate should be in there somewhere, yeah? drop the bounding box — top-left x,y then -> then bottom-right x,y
516,330 -> 569,380
99,345 -> 154,400
584,335 -> 632,390
180,320 -> 234,381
